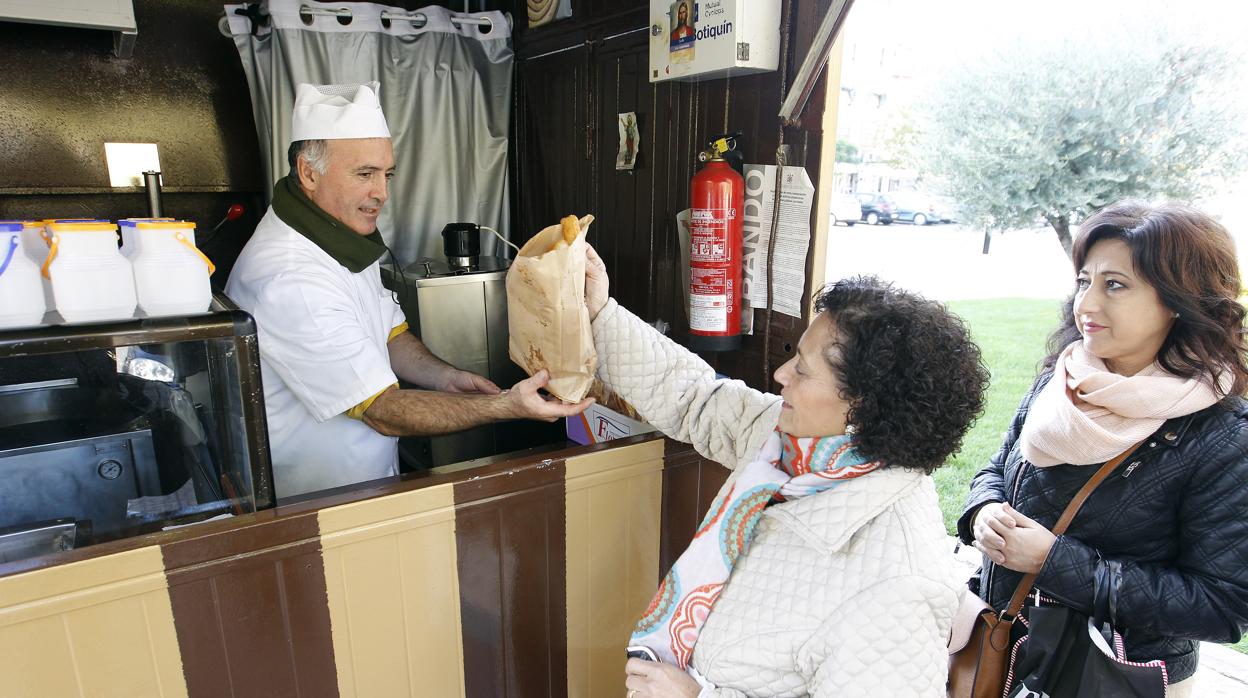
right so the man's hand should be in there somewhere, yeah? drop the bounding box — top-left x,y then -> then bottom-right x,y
506,370 -> 594,421
624,658 -> 700,698
585,244 -> 609,321
972,502 -> 1057,575
440,369 -> 501,395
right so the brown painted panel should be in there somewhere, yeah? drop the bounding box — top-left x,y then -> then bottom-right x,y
163,512 -> 338,698
454,461 -> 568,698
659,439 -> 729,574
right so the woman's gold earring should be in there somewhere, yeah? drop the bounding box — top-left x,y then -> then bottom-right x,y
1173,312 -> 1181,318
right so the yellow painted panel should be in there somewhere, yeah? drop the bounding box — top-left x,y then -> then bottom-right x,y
565,441 -> 665,698
66,596 -> 175,697
321,485 -> 465,698
0,547 -> 167,616
564,438 -> 664,482
0,615 -> 81,697
318,481 -> 455,536
0,545 -> 187,698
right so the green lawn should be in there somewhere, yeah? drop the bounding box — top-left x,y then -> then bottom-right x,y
935,298 -> 1063,534
938,297 -> 1248,656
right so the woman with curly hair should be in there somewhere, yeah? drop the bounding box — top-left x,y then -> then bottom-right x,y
960,201 -> 1248,697
581,248 -> 990,697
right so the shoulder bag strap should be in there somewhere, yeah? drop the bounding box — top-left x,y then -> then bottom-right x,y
999,439 -> 1146,621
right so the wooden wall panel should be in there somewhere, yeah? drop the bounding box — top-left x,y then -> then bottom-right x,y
318,486 -> 464,698
592,33 -> 657,319
515,44 -> 593,236
454,462 -> 568,698
510,0 -> 836,394
564,439 -> 664,698
0,547 -> 186,698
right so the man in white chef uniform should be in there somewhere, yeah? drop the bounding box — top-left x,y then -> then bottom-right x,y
227,82 -> 591,499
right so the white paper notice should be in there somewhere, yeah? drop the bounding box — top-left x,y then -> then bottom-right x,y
741,165 -> 814,320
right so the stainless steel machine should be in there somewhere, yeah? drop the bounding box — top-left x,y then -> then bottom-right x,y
0,381 -> 161,561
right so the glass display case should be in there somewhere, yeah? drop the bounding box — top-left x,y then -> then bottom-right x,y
0,295 -> 272,563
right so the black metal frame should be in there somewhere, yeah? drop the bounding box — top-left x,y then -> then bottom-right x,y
0,294 -> 274,511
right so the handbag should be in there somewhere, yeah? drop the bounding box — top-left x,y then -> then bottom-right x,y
947,441 -> 1143,698
1003,564 -> 1167,698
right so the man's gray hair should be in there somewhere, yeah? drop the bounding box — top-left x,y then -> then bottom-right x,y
287,139 -> 331,176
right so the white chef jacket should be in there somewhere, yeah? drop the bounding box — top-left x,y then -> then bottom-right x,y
225,207 -> 406,499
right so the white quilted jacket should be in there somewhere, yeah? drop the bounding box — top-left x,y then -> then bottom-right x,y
593,300 -> 962,697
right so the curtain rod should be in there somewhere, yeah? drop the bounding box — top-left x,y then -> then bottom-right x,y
299,6 -> 497,28
220,5 -> 510,38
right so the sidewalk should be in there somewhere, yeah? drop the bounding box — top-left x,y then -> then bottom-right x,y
946,537 -> 1248,697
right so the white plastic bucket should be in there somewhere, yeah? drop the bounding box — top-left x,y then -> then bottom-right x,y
17,221 -> 47,264
18,221 -> 57,312
119,217 -> 175,259
44,221 -> 137,323
130,221 -> 214,317
0,223 -> 47,329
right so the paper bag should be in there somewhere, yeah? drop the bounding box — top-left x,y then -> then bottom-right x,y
506,215 -> 597,402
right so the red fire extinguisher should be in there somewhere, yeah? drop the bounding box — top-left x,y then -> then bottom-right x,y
688,135 -> 744,351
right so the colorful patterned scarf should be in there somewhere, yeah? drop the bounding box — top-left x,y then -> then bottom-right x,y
630,430 -> 883,668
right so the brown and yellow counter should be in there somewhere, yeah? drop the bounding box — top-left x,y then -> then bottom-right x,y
0,435 -> 727,697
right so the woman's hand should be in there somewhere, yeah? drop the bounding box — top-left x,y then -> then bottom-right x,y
585,244 -> 609,321
972,502 -> 1056,575
624,659 -> 700,698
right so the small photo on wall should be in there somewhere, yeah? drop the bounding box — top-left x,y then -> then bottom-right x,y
528,0 -> 572,29
616,112 -> 640,170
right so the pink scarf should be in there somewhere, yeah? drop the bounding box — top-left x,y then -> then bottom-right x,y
1020,341 -> 1229,466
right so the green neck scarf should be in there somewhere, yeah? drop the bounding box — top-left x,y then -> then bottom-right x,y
271,174 -> 387,273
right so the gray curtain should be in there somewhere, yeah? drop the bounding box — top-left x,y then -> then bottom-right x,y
224,0 -> 513,264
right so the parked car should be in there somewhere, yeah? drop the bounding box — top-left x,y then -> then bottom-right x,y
854,192 -> 895,225
890,192 -> 943,226
831,193 -> 862,227
931,195 -> 960,223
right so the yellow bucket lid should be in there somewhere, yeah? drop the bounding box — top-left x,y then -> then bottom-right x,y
48,222 -> 119,232
135,221 -> 196,230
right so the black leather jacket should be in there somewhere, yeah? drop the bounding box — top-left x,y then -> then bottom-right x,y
957,373 -> 1248,683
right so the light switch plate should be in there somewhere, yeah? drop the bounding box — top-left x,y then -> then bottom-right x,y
104,142 -> 160,187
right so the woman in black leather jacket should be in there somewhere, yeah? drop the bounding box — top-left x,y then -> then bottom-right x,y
958,201 -> 1248,696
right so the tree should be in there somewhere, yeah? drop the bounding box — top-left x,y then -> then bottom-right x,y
835,139 -> 861,164
916,38 -> 1246,256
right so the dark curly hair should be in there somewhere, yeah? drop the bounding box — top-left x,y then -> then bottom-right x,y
814,276 -> 990,474
1044,201 -> 1248,396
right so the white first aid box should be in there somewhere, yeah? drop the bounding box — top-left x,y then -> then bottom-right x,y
649,0 -> 781,83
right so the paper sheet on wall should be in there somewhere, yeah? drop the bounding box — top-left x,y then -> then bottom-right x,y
741,165 -> 814,321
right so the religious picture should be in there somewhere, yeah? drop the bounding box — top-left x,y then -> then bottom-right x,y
528,0 -> 572,29
616,112 -> 640,170
668,1 -> 696,64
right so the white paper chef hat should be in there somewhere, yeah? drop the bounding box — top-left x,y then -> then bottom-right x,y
291,82 -> 391,141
